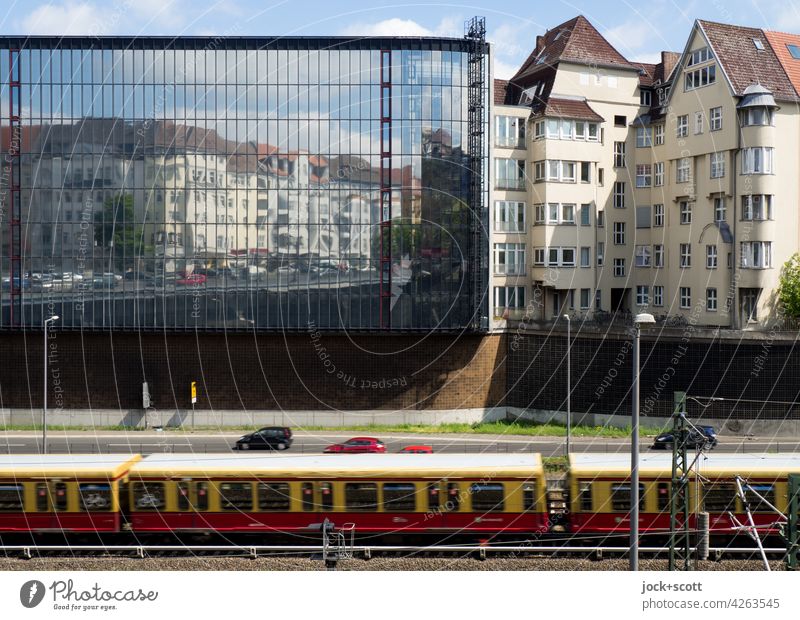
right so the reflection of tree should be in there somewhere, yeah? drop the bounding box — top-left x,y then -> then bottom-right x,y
94,193 -> 152,271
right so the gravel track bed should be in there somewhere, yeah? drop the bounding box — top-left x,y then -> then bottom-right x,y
0,557 -> 784,571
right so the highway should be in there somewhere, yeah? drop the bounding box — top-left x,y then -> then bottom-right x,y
1,430 -> 799,455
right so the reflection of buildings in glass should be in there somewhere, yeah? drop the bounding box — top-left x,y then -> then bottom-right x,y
0,39 -> 484,330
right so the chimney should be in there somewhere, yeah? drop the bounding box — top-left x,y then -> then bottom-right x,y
536,35 -> 544,53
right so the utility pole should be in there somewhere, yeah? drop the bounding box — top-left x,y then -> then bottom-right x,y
669,391 -> 693,571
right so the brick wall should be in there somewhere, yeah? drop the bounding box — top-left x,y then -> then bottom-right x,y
0,332 -> 507,411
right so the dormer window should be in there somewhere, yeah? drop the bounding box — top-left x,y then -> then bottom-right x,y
753,38 -> 764,50
788,44 -> 800,59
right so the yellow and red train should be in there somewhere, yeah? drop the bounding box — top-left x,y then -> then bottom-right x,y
0,452 -> 797,540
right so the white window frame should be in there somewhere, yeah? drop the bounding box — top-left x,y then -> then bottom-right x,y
653,244 -> 664,268
694,111 -> 704,134
713,196 -> 726,222
710,106 -> 722,130
677,157 -> 691,183
680,287 -> 691,309
676,115 -> 688,137
654,124 -> 665,145
680,243 -> 691,268
710,152 -> 725,178
741,147 -> 774,174
597,242 -> 604,266
613,222 -> 625,245
679,200 -> 692,224
613,257 -> 625,277
494,201 -> 526,232
636,285 -> 650,306
742,195 -> 773,221
493,243 -> 527,275
653,203 -> 664,227
580,246 -> 591,268
635,245 -> 652,267
706,288 -> 717,311
635,164 -> 652,188
654,162 -> 664,186
545,246 -> 577,267
740,241 -> 772,269
653,285 -> 664,307
613,182 -> 625,208
636,126 -> 652,147
706,244 -> 718,269
685,65 -> 716,91
613,141 -> 626,167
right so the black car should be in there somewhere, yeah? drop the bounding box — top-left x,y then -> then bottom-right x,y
234,427 -> 293,451
652,425 -> 718,450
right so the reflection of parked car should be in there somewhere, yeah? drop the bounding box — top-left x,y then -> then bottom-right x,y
124,270 -> 147,280
324,437 -> 386,454
177,273 -> 207,285
652,426 -> 718,450
1,276 -> 31,290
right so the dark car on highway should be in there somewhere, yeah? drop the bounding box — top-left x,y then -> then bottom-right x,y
652,425 -> 718,450
233,427 -> 293,451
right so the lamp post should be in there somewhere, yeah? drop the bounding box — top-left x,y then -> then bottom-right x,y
43,314 -> 60,454
563,314 -> 571,457
630,312 -> 654,571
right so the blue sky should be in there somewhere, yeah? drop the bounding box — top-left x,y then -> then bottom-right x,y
2,0 -> 800,78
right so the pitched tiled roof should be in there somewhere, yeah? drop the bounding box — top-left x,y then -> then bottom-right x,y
633,62 -> 658,86
532,97 -> 604,122
763,30 -> 800,97
698,20 -> 798,101
494,79 -> 509,105
513,15 -> 634,82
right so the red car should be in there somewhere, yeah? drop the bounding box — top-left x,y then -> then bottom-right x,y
177,273 -> 207,285
400,445 -> 433,454
323,437 -> 386,454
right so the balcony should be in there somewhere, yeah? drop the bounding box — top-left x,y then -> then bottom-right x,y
493,306 -> 528,320
495,136 -> 526,149
494,221 -> 526,233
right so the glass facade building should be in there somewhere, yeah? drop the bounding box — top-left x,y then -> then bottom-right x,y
0,36 -> 487,331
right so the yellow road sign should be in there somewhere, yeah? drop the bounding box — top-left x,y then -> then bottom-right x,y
191,381 -> 197,404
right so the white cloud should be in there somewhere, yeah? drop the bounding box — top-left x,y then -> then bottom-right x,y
775,6 -> 800,32
20,0 -> 193,36
341,17 -> 459,38
493,58 -> 520,80
603,19 -> 655,55
22,1 -> 108,35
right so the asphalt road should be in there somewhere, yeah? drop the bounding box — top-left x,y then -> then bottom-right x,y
1,430 -> 799,456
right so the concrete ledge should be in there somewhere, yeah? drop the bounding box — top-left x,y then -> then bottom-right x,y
506,407 -> 800,438
0,407 -> 506,429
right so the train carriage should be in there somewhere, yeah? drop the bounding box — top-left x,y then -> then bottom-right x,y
0,454 -> 141,532
126,453 -> 548,536
568,453 -> 800,538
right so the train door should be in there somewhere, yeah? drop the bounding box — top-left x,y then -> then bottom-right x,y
424,481 -> 446,531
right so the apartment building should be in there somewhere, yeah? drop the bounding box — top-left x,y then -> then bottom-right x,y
491,15 -> 800,330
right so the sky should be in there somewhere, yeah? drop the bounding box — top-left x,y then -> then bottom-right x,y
2,0 -> 800,79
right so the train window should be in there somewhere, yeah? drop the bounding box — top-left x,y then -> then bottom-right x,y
523,483 -> 536,511
54,482 -> 68,511
320,482 -> 334,511
744,484 -> 775,513
177,483 -> 190,511
427,483 -> 440,511
133,482 -> 165,511
219,483 -> 253,511
578,481 -> 592,511
470,483 -> 505,511
383,483 -> 416,511
702,483 -> 737,512
36,483 -> 48,511
0,484 -> 24,511
258,483 -> 290,510
345,483 -> 378,511
301,482 -> 315,511
446,483 -> 461,511
611,484 -> 645,511
196,482 -> 208,510
657,482 -> 670,511
79,483 -> 113,512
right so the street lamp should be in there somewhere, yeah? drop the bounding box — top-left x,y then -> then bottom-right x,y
630,312 -> 654,571
563,314 -> 571,457
43,314 -> 60,454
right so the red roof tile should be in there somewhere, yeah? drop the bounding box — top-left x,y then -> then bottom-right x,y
513,15 -> 634,82
698,20 -> 798,101
494,79 -> 509,105
763,30 -> 800,97
533,97 -> 604,122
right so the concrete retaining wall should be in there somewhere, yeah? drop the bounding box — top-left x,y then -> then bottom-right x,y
507,407 -> 800,438
1,407 -> 506,429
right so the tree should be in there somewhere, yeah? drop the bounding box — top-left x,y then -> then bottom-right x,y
94,193 -> 150,271
779,253 -> 800,318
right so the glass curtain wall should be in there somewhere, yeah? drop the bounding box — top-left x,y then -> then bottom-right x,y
0,37 -> 483,331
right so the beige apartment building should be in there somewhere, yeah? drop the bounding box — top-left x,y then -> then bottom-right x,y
491,15 -> 800,330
